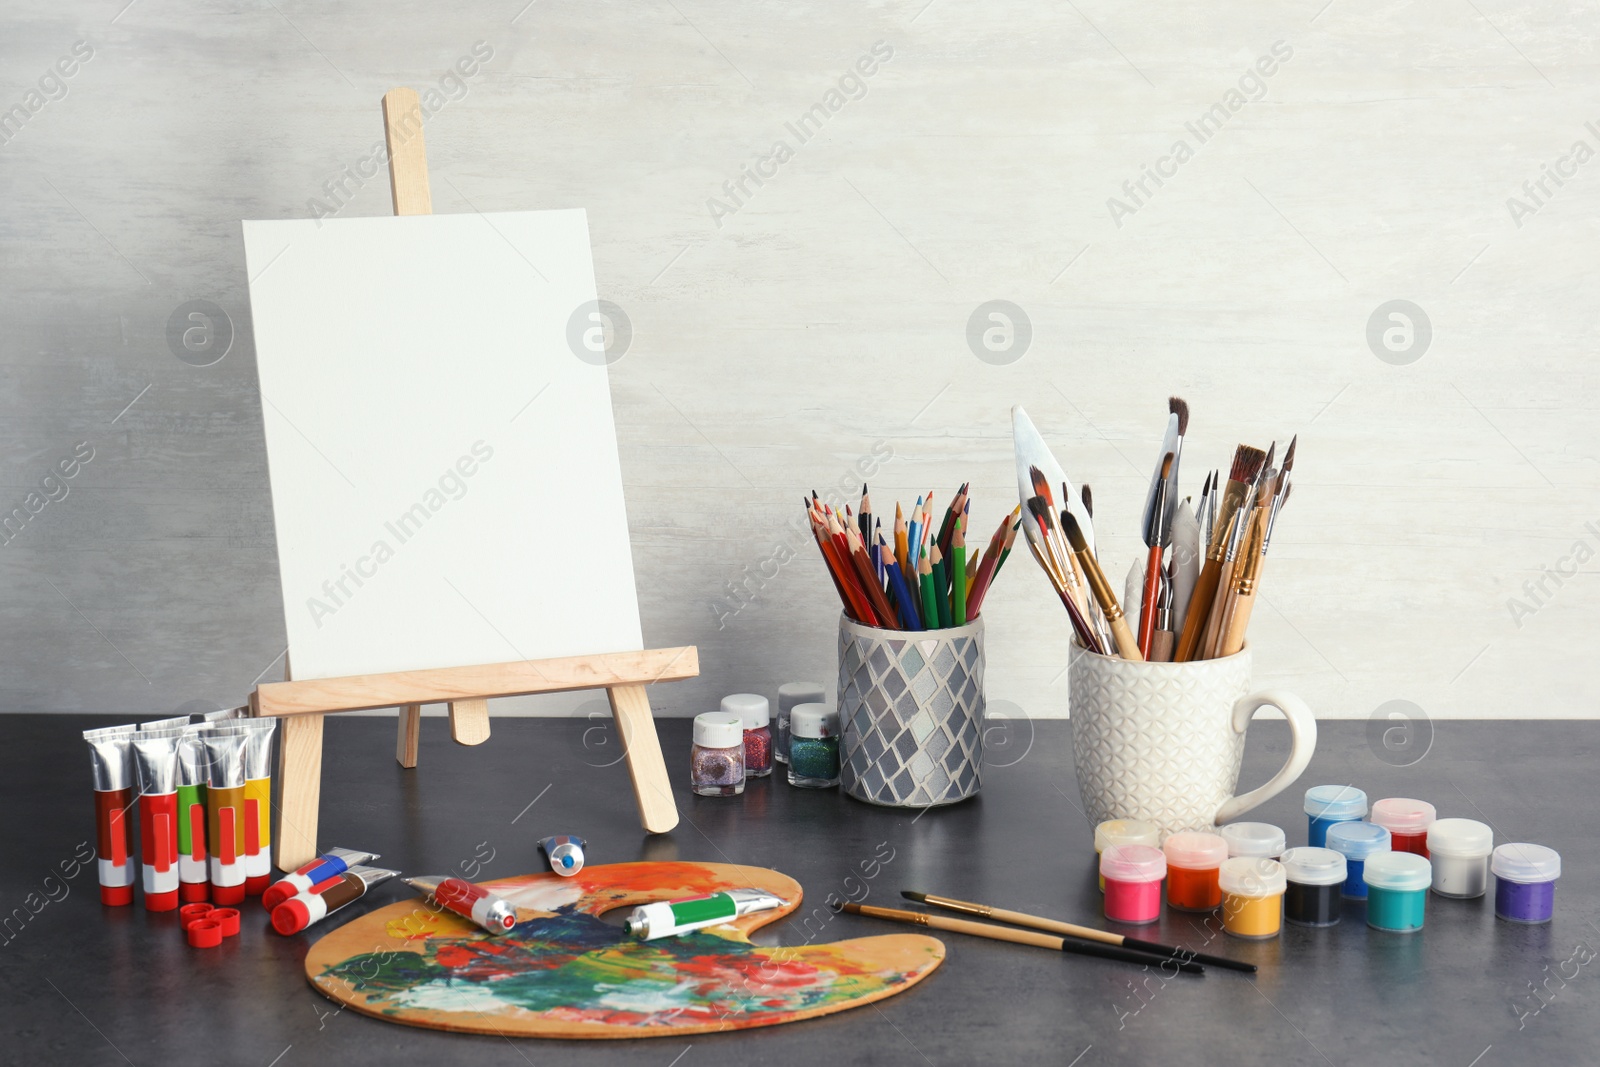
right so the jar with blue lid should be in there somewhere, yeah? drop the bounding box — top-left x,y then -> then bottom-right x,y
1304,785 -> 1367,848
1363,851 -> 1432,932
1325,821 -> 1391,899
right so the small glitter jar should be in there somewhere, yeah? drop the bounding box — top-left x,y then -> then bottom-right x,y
1219,857 -> 1286,940
1363,851 -> 1431,933
1304,785 -> 1367,848
1094,819 -> 1161,892
787,703 -> 840,788
1220,822 -> 1286,861
1279,847 -> 1346,927
1491,843 -> 1560,924
1162,832 -> 1228,912
690,713 -> 745,797
1427,818 -> 1493,899
776,682 -> 825,766
1326,822 -> 1391,900
722,694 -> 772,778
1370,798 -> 1436,857
1100,844 -> 1166,925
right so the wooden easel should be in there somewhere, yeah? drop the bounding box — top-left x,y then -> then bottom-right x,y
251,88 -> 695,871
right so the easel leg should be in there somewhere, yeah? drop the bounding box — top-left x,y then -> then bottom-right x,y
449,699 -> 490,745
275,713 -> 325,871
396,703 -> 422,767
607,685 -> 679,834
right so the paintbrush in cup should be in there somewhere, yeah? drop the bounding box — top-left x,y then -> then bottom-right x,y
1061,511 -> 1142,660
1174,444 -> 1265,661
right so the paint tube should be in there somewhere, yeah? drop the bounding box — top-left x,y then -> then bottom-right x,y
538,834 -> 587,877
262,847 -> 382,911
270,865 -> 399,935
175,725 -> 211,902
130,730 -> 183,912
625,888 -> 787,940
202,707 -> 247,722
201,729 -> 249,905
405,876 -> 519,935
84,725 -> 139,906
209,719 -> 278,894
139,715 -> 193,731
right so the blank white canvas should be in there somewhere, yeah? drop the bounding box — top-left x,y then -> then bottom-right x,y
241,209 -> 642,681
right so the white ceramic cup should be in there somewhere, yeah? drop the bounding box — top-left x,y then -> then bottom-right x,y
1068,643 -> 1317,835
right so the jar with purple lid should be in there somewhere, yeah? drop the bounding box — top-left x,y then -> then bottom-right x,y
1491,843 -> 1560,924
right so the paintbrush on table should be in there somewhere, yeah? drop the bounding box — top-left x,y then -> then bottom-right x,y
901,891 -> 1253,974
835,901 -> 1205,975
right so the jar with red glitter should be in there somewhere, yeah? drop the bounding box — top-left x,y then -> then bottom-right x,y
722,694 -> 772,778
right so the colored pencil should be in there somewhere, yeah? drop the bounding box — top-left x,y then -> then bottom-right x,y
950,524 -> 967,628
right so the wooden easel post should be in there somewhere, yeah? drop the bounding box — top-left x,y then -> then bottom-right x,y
258,88 -> 692,871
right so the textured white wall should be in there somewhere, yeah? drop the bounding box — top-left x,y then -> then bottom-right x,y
2,1 -> 1595,724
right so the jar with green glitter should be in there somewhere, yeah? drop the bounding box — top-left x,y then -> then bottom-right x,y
787,703 -> 840,788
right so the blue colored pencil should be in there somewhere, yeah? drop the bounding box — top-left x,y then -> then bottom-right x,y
882,545 -> 924,630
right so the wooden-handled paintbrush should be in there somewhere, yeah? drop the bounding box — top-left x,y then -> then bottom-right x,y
1174,444 -> 1265,661
836,901 -> 1206,975
1061,511 -> 1142,660
901,891 -> 1252,974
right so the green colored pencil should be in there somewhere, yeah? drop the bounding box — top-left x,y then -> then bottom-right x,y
919,553 -> 939,628
930,545 -> 953,628
950,527 -> 967,628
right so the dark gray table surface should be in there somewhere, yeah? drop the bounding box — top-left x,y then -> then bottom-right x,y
3,714 -> 1595,1066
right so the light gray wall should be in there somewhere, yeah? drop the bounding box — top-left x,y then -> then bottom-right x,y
3,1 -> 1596,724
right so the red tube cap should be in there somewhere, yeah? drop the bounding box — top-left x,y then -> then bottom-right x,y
212,907 -> 241,937
244,875 -> 270,897
179,882 -> 210,904
101,884 -> 134,907
271,899 -> 311,936
144,889 -> 180,913
212,883 -> 246,906
261,882 -> 294,912
187,920 -> 223,948
179,903 -> 215,929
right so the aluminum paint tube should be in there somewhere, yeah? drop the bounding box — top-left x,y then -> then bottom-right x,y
130,731 -> 183,912
262,848 -> 382,911
405,876 -> 520,934
139,715 -> 194,731
270,865 -> 400,935
200,730 -> 249,905
209,720 -> 278,894
202,707 -> 247,722
84,725 -> 139,906
174,725 -> 211,902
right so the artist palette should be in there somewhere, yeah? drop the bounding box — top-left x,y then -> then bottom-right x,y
304,861 -> 944,1039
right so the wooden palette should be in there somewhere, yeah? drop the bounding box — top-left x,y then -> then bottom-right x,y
304,861 -> 945,1039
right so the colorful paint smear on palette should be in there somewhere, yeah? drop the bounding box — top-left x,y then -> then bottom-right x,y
305,862 -> 943,1039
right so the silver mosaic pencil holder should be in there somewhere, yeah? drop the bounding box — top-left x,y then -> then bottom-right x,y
838,614 -> 984,808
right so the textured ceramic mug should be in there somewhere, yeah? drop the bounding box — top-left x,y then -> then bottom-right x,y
839,615 -> 984,808
1068,643 -> 1316,835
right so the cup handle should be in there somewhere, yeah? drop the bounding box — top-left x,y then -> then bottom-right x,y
1212,689 -> 1318,825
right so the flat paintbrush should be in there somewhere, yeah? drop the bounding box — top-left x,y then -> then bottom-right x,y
1175,445 -> 1264,661
1061,511 -> 1142,660
836,901 -> 1206,975
901,891 -> 1253,974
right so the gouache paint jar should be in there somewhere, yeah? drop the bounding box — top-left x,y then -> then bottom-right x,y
1100,845 -> 1166,925
1218,858 -> 1286,940
1426,818 -> 1493,899
1491,843 -> 1560,924
1370,798 -> 1436,857
1220,821 -> 1286,861
1094,820 -> 1161,892
1279,847 -> 1346,928
1325,822 -> 1391,901
1363,852 -> 1432,933
1163,832 -> 1228,913
1305,785 -> 1367,849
